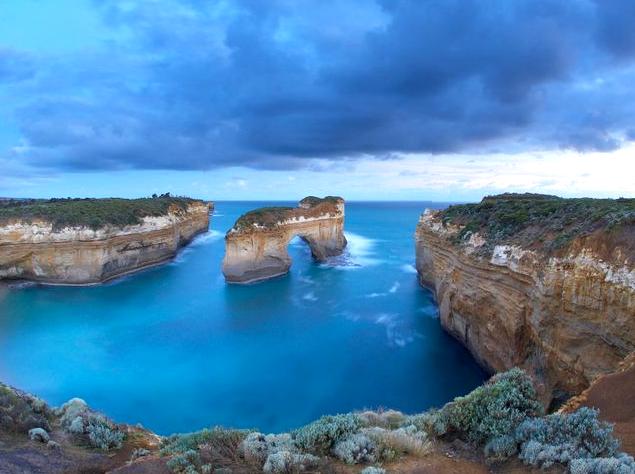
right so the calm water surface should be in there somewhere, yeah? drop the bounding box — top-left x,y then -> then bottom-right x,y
0,202 -> 486,434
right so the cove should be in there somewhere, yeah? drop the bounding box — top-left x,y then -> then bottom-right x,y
0,201 -> 486,435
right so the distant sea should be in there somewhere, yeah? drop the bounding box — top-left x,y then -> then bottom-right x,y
0,201 -> 486,435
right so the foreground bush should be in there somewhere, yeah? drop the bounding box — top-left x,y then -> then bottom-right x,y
516,408 -> 620,469
86,415 -> 125,450
241,432 -> 297,465
433,368 -> 542,444
332,433 -> 378,464
0,383 -> 51,433
262,451 -> 320,473
293,413 -> 362,453
569,453 -> 635,474
55,397 -> 125,451
161,427 -> 249,473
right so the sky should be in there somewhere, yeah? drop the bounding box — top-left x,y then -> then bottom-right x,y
0,0 -> 634,201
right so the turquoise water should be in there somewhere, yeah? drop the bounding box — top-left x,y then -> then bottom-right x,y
0,202 -> 486,435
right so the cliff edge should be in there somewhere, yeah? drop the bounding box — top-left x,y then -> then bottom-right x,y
415,193 -> 635,406
222,196 -> 346,283
0,197 -> 211,285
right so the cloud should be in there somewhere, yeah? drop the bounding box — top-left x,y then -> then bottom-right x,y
1,0 -> 635,173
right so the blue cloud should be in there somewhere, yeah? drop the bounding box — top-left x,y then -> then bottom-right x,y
1,0 -> 635,172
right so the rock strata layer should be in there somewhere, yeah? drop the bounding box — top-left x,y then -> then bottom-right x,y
223,196 -> 346,283
415,195 -> 635,405
0,201 -> 211,285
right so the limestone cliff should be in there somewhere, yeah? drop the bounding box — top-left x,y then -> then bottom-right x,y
0,200 -> 211,285
415,194 -> 635,405
223,196 -> 346,283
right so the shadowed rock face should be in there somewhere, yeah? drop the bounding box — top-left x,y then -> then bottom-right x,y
0,201 -> 211,285
222,196 -> 346,284
415,195 -> 635,406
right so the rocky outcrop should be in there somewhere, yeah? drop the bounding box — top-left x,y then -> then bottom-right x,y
222,196 -> 346,283
415,195 -> 635,405
0,201 -> 211,285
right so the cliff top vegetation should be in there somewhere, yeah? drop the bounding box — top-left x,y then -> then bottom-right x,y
232,196 -> 343,232
439,193 -> 635,255
4,368 -> 633,473
0,196 -> 204,231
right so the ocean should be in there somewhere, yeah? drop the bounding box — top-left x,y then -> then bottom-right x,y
0,201 -> 486,435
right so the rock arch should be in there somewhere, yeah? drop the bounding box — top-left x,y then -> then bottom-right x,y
222,197 -> 347,283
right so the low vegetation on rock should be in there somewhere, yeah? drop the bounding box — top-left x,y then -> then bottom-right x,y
431,368 -> 543,444
516,408 -> 622,470
0,196 -> 200,231
0,382 -> 52,433
440,193 -> 635,254
55,396 -> 125,451
2,370 -> 633,473
231,196 -> 343,232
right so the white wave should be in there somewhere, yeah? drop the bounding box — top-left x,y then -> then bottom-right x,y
374,312 -> 417,347
417,306 -> 440,318
400,264 -> 418,274
171,230 -> 223,264
323,232 -> 382,269
389,282 -> 400,293
191,230 -> 223,246
365,292 -> 387,298
375,313 -> 396,325
302,292 -> 318,302
298,274 -> 315,284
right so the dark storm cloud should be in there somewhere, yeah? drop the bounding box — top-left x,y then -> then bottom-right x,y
4,0 -> 635,171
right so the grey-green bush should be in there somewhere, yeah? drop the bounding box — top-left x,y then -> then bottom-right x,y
364,425 -> 432,460
165,449 -> 201,474
293,414 -> 361,453
484,434 -> 517,460
360,468 -> 387,474
262,451 -> 320,473
516,408 -> 620,469
569,453 -> 635,474
433,368 -> 542,444
161,426 -> 249,458
332,433 -> 378,464
241,432 -> 296,465
86,415 -> 124,451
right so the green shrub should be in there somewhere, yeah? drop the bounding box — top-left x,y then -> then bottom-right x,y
332,433 -> 378,464
358,409 -> 406,429
440,194 -> 635,253
0,383 -> 52,432
364,425 -> 432,460
516,408 -> 620,469
293,414 -> 362,453
57,398 -> 89,428
165,449 -> 201,474
241,432 -> 296,465
433,368 -> 542,445
262,451 -> 320,473
569,453 -> 635,474
360,468 -> 386,474
484,434 -> 517,460
401,410 -> 439,435
86,415 -> 124,451
161,426 -> 249,459
0,197 -> 200,231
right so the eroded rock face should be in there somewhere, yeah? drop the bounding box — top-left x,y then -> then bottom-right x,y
0,202 -> 211,285
222,196 -> 346,283
415,206 -> 635,405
